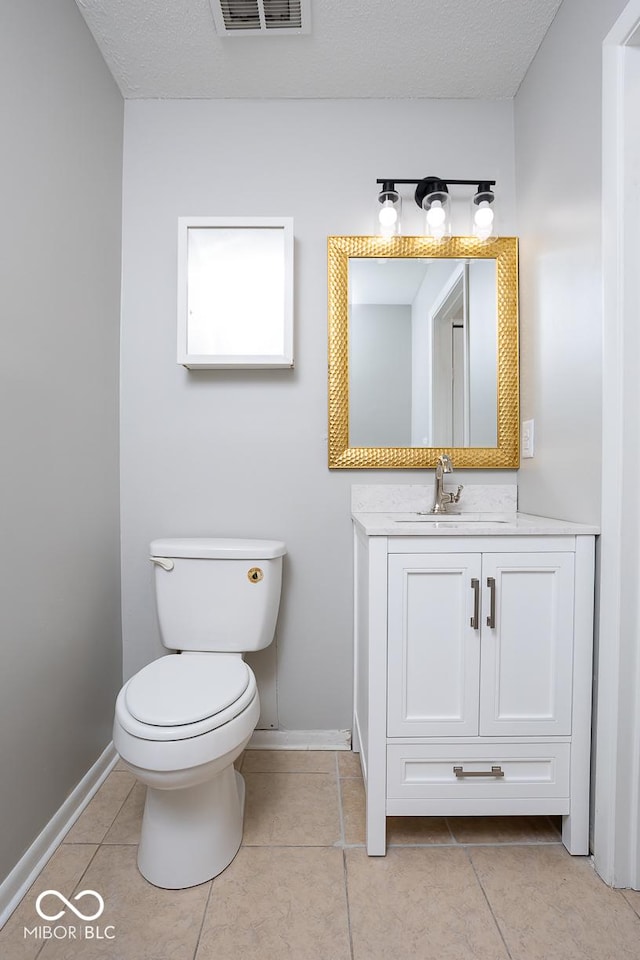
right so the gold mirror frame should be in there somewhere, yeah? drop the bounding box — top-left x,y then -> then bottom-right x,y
328,235 -> 519,469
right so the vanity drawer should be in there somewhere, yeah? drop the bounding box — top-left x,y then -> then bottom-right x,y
387,742 -> 570,800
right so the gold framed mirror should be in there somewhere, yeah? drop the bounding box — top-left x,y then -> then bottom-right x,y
328,236 -> 519,468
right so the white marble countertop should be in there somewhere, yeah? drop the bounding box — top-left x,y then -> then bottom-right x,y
352,512 -> 600,537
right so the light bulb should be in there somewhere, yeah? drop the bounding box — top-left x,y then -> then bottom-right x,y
426,200 -> 446,227
378,201 -> 398,227
376,188 -> 401,237
472,187 -> 496,240
474,201 -> 494,228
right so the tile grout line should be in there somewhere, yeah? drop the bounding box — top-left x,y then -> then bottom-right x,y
239,838 -> 566,850
64,836 -> 104,888
241,769 -> 344,776
191,877 -> 216,960
335,752 -> 347,848
337,752 -> 356,959
443,816 -> 459,845
618,889 -> 640,925
109,775 -> 138,821
464,846 -> 514,960
98,777 -> 138,845
342,849 -> 356,960
388,838 -> 564,849
63,773 -> 138,848
545,813 -> 562,838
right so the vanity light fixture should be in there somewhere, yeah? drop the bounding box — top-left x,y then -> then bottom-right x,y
375,176 -> 497,239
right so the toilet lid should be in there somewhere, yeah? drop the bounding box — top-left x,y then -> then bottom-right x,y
124,654 -> 251,726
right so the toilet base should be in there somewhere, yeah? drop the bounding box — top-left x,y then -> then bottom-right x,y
137,766 -> 246,889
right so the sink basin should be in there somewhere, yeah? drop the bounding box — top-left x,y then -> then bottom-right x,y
393,512 -> 513,524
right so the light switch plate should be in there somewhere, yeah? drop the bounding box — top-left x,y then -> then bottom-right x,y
522,419 -> 534,458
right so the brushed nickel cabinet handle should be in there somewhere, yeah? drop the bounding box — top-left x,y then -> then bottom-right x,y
470,578 -> 480,629
453,765 -> 504,778
486,576 -> 496,628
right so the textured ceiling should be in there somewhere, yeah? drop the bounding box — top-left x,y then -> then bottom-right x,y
75,0 -> 563,100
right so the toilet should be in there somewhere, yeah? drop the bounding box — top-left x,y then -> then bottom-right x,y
113,537 -> 286,889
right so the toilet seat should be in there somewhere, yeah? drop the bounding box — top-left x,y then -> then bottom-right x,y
126,653 -> 251,725
116,654 -> 257,742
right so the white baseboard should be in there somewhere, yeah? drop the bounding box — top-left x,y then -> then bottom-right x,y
0,741 -> 118,928
249,729 -> 352,750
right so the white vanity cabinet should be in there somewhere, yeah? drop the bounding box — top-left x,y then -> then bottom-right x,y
352,516 -> 597,857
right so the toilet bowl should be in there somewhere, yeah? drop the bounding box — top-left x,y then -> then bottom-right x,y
113,538 -> 286,889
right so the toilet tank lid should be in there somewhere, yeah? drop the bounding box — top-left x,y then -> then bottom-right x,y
150,537 -> 287,560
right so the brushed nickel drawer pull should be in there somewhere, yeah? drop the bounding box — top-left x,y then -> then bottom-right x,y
453,765 -> 504,778
470,578 -> 480,629
486,576 -> 496,628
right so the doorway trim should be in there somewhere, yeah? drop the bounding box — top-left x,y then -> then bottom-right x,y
597,0 -> 640,888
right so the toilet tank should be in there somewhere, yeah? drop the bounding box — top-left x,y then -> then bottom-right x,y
150,538 -> 286,653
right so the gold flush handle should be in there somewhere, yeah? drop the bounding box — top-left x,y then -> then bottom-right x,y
247,567 -> 264,583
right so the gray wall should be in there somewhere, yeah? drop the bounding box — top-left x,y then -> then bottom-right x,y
120,98 -> 516,731
0,0 -> 123,881
350,304 -> 412,447
514,0 -> 628,522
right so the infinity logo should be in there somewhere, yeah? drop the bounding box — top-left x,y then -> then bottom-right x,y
35,890 -> 105,922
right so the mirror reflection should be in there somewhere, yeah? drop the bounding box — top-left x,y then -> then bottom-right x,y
349,258 -> 497,449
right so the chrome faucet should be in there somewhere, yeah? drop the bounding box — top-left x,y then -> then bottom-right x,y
430,454 -> 463,514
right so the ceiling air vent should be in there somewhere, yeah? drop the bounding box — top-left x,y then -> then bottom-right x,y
210,0 -> 310,35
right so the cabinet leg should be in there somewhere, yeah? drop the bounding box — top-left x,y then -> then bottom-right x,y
365,797 -> 387,856
366,820 -> 387,856
561,813 -> 589,855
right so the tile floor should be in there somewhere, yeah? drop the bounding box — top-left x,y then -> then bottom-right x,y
2,750 -> 640,959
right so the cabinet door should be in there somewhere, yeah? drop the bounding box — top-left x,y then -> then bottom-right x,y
388,553 -> 482,737
479,553 -> 575,736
